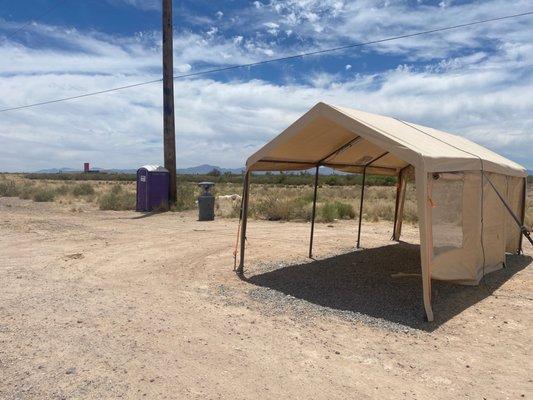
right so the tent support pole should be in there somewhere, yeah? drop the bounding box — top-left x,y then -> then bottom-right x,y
309,165 -> 320,258
415,168 -> 434,322
392,166 -> 409,241
356,152 -> 389,249
392,172 -> 400,240
484,172 -> 532,248
518,177 -> 527,253
356,167 -> 367,249
237,171 -> 250,275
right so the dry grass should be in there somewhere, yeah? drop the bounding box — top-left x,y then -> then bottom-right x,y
0,174 -> 134,209
1,174 -> 532,228
98,185 -> 136,210
526,188 -> 533,229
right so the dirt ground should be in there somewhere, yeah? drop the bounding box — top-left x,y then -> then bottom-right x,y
1,197 -> 532,400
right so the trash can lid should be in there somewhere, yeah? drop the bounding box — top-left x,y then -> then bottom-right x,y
198,181 -> 215,187
139,165 -> 169,172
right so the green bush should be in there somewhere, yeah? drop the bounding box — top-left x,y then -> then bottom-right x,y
174,183 -> 196,211
317,201 -> 355,222
334,201 -> 355,219
33,188 -> 56,202
0,180 -> 19,197
251,194 -> 311,221
319,202 -> 337,222
55,184 -> 71,196
19,183 -> 36,199
72,182 -> 95,196
98,185 -> 135,210
24,171 -> 399,187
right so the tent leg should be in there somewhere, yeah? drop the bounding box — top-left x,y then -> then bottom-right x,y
309,166 -> 319,258
415,168 -> 434,322
393,167 -> 408,241
392,173 -> 401,240
356,167 -> 367,249
518,177 -> 527,253
356,152 -> 388,249
237,171 -> 250,276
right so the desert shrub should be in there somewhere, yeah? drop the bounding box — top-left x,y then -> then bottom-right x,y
317,201 -> 355,222
228,201 -> 242,218
33,188 -> 56,202
324,175 -> 341,186
252,193 -> 312,221
0,180 -> 18,197
55,184 -> 71,196
402,200 -> 419,224
319,202 -> 338,223
174,183 -> 196,211
72,182 -> 95,196
334,201 -> 355,219
370,186 -> 393,200
19,183 -> 36,199
98,185 -> 135,210
291,198 -> 313,221
253,194 -> 292,221
364,199 -> 395,222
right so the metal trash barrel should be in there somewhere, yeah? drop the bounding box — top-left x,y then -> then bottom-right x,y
198,181 -> 215,221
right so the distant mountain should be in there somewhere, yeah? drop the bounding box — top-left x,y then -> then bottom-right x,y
35,164 -> 345,175
177,164 -> 244,175
36,167 -> 81,173
177,164 -> 342,175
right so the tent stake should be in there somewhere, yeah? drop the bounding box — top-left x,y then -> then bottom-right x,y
309,165 -> 319,258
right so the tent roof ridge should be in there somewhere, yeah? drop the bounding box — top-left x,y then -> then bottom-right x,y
246,102 -> 526,177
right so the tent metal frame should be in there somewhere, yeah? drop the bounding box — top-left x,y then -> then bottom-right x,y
239,139 -> 402,270
392,165 -> 411,241
356,151 -> 389,249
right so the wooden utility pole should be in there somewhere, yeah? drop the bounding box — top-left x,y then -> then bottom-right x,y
162,0 -> 177,204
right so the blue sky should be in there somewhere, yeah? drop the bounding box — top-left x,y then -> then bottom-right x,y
0,0 -> 532,171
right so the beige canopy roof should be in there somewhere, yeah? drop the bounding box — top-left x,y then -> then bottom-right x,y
246,102 -> 526,177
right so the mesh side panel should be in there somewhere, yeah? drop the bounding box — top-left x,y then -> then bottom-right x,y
505,176 -> 523,253
431,173 -> 464,258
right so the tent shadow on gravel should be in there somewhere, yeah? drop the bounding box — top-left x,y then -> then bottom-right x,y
246,242 -> 531,331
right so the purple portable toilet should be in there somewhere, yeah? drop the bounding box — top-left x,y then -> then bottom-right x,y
136,165 -> 170,212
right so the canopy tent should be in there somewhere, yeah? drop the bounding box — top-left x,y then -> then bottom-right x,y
236,102 -> 528,322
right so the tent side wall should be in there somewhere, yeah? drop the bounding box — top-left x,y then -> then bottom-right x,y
429,171 -> 522,285
505,176 -> 525,253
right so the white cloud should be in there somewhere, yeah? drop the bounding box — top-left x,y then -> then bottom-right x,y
0,1 -> 532,171
105,0 -> 160,11
263,22 -> 280,36
235,0 -> 533,61
1,45 -> 532,171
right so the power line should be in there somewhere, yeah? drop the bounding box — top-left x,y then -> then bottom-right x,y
1,0 -> 69,44
1,10 -> 532,113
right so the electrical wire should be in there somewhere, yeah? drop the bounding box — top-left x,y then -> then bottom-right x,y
0,10 -> 532,113
0,0 -> 69,44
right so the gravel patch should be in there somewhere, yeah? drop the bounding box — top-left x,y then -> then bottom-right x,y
232,243 -> 532,333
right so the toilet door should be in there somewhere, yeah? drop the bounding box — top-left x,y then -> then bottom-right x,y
136,169 -> 148,211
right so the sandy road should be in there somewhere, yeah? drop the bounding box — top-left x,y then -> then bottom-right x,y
0,197 -> 532,399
